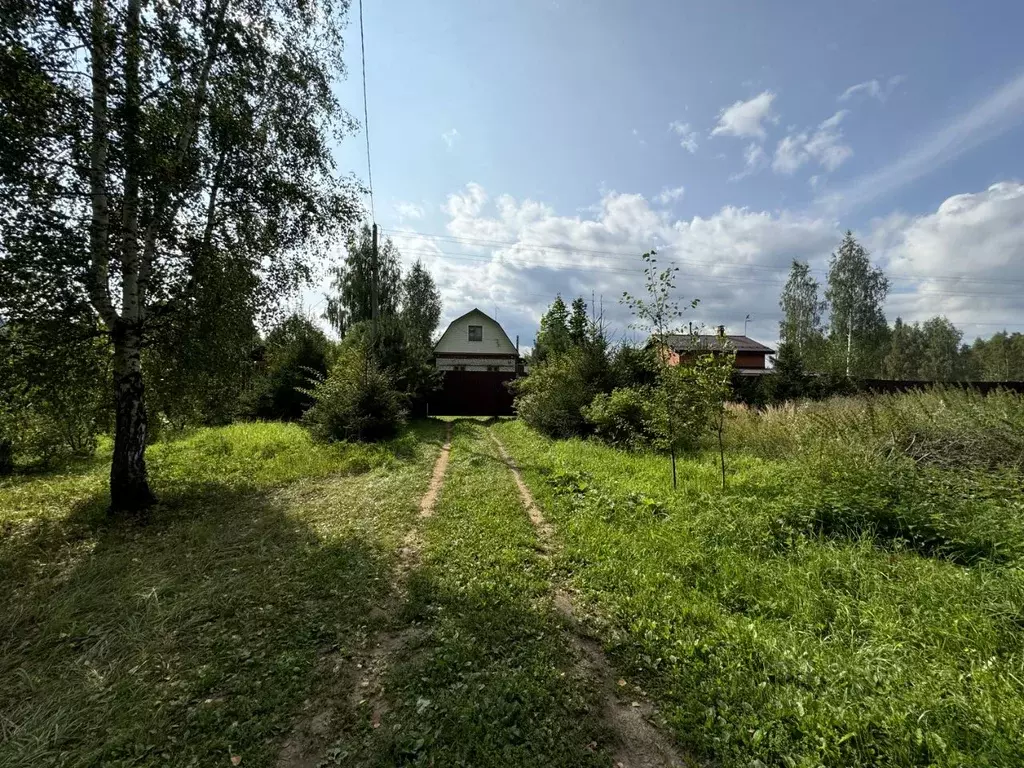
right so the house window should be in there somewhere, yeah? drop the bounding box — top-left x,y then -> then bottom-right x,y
468,325 -> 483,341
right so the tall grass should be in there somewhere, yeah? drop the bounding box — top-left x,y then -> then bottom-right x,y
494,390 -> 1024,767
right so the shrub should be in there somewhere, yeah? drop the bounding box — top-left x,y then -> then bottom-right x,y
303,342 -> 406,443
513,346 -> 609,438
609,343 -> 660,389
583,386 -> 666,451
241,314 -> 331,421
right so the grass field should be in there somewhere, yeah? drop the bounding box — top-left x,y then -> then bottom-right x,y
0,421 -> 446,767
4,392 -> 1024,767
493,389 -> 1024,767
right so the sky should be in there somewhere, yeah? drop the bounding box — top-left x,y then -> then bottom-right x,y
303,0 -> 1024,351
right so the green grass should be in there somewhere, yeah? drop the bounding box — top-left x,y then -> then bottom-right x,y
493,409 -> 1024,768
339,421 -> 608,767
0,420 -> 445,767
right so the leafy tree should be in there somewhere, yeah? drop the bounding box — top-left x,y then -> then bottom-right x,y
882,317 -> 926,379
919,316 -> 965,381
533,295 -> 571,363
242,315 -> 332,422
568,297 -> 589,347
324,225 -> 402,338
1,0 -> 359,514
779,260 -> 826,364
400,260 -> 442,347
825,232 -> 890,377
339,317 -> 440,413
622,250 -> 700,488
968,331 -> 1024,381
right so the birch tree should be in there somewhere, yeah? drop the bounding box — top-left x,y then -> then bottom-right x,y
1,0 -> 360,514
825,232 -> 889,377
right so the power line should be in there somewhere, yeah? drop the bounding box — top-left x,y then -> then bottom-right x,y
383,227 -> 1024,290
358,0 -> 374,221
391,244 -> 1024,301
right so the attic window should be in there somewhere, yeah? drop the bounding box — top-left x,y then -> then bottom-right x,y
468,325 -> 483,342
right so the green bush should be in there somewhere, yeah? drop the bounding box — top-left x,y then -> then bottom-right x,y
583,386 -> 666,451
240,314 -> 331,422
302,342 -> 406,443
513,346 -> 610,438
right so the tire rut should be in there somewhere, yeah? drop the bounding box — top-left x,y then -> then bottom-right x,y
488,429 -> 689,768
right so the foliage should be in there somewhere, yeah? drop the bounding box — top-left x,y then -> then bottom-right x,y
825,231 -> 890,377
241,314 -> 331,422
969,331 -> 1024,381
513,345 -> 610,438
143,252 -> 262,427
401,258 -> 443,346
882,316 -> 970,381
323,224 -> 403,337
533,295 -> 571,363
583,386 -> 667,450
1,0 -> 360,512
609,342 -> 660,389
0,320 -> 110,465
568,296 -> 589,346
335,316 -> 440,412
779,259 -> 826,365
303,338 -> 407,443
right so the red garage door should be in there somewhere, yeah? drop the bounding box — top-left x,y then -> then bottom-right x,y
427,371 -> 518,416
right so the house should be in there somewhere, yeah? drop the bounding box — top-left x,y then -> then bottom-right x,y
434,308 -> 523,373
661,328 -> 775,374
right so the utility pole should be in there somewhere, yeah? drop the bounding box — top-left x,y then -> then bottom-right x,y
371,223 -> 379,339
744,314 -> 750,336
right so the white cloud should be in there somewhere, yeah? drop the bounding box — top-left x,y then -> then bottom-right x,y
710,91 -> 777,140
668,121 -> 699,153
822,70 -> 1024,212
729,143 -> 768,181
839,75 -> 905,102
394,201 -> 424,220
441,128 -> 460,149
655,185 -> 685,204
772,110 -> 853,174
871,182 -> 1024,333
344,181 -> 1024,348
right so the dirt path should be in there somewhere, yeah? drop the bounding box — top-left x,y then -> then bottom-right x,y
276,425 -> 453,768
488,430 -> 689,768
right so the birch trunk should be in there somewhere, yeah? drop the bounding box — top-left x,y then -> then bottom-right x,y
110,321 -> 155,513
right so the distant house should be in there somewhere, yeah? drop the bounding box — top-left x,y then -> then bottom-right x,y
661,329 -> 775,374
434,308 -> 523,373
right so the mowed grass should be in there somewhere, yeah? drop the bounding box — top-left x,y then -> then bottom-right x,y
0,420 -> 445,767
493,397 -> 1024,768
344,420 -> 608,767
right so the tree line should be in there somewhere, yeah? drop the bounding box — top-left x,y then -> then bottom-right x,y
779,232 -> 1024,382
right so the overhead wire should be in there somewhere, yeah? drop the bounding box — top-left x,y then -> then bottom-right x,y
358,0 -> 374,221
383,227 -> 1024,290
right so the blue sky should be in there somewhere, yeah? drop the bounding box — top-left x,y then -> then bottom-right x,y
305,0 -> 1024,349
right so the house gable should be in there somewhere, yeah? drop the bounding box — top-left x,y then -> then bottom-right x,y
434,309 -> 517,356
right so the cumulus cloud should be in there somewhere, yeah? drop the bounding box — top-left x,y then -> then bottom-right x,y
773,110 -> 853,175
710,91 -> 777,140
839,75 -> 906,102
374,182 -> 1024,351
668,121 -> 699,153
441,128 -> 460,149
872,182 -> 1024,334
655,185 -> 685,204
